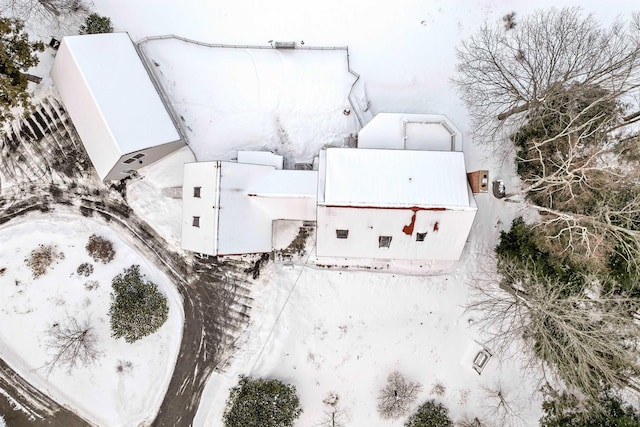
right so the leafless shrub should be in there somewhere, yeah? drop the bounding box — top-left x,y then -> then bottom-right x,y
317,392 -> 348,427
45,315 -> 100,374
85,234 -> 115,264
502,12 -> 516,30
84,280 -> 99,291
0,267 -> 6,275
24,244 -> 64,278
116,359 -> 133,375
377,371 -> 422,420
456,416 -> 487,427
431,382 -> 446,396
76,262 -> 93,277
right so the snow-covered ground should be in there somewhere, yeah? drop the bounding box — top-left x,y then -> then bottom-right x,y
0,214 -> 183,426
2,0 -> 638,425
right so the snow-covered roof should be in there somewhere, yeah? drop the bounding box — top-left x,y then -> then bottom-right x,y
182,162 -> 317,256
357,113 -> 462,151
51,33 -> 180,180
320,148 -> 474,209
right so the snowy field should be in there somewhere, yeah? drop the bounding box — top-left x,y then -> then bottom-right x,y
1,0 -> 638,425
0,214 -> 183,426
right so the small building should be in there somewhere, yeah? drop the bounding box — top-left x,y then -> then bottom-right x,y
181,155 -> 317,256
51,33 -> 183,181
357,113 -> 462,152
316,148 -> 477,260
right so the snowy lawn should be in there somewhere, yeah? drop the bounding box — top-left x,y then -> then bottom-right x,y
0,214 -> 183,426
196,260 -> 542,426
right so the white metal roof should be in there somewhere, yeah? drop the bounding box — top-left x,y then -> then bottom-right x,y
357,113 -> 462,151
321,148 -> 473,209
51,33 -> 180,180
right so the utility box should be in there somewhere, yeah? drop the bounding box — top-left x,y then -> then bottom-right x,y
273,41 -> 296,49
467,170 -> 489,193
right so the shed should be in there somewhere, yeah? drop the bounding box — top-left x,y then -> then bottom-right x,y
51,33 -> 183,181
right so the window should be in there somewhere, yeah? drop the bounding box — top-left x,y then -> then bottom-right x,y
192,216 -> 200,227
416,232 -> 427,242
336,229 -> 349,239
193,186 -> 201,198
378,235 -> 392,248
123,153 -> 146,164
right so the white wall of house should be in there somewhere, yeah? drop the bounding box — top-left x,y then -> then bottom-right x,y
181,162 -> 220,255
316,206 -> 476,260
51,33 -> 183,181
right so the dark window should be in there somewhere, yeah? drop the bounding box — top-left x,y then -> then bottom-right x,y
193,187 -> 201,198
123,157 -> 136,164
192,216 -> 200,227
336,229 -> 349,239
416,232 -> 427,242
133,153 -> 146,159
379,236 -> 392,248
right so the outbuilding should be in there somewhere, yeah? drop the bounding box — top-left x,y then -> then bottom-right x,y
51,33 -> 184,181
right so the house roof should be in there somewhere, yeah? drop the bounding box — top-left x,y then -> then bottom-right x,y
320,148 -> 474,209
357,113 -> 462,151
51,33 -> 180,180
182,161 -> 317,256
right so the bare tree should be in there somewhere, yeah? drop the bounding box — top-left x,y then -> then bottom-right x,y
468,259 -> 640,405
480,380 -> 526,427
44,315 -> 100,374
453,7 -> 640,145
377,371 -> 422,420
0,0 -> 87,31
485,83 -> 640,270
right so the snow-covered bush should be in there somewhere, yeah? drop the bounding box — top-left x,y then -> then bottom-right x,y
85,234 -> 115,264
223,376 -> 302,427
79,13 -> 113,34
84,280 -> 99,291
377,371 -> 422,419
24,244 -> 64,278
404,400 -> 452,427
108,265 -> 168,343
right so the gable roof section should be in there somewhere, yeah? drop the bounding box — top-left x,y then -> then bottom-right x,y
51,33 -> 180,180
182,161 -> 317,256
321,148 -> 473,209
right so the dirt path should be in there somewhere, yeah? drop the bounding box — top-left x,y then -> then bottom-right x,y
0,101 -> 256,426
